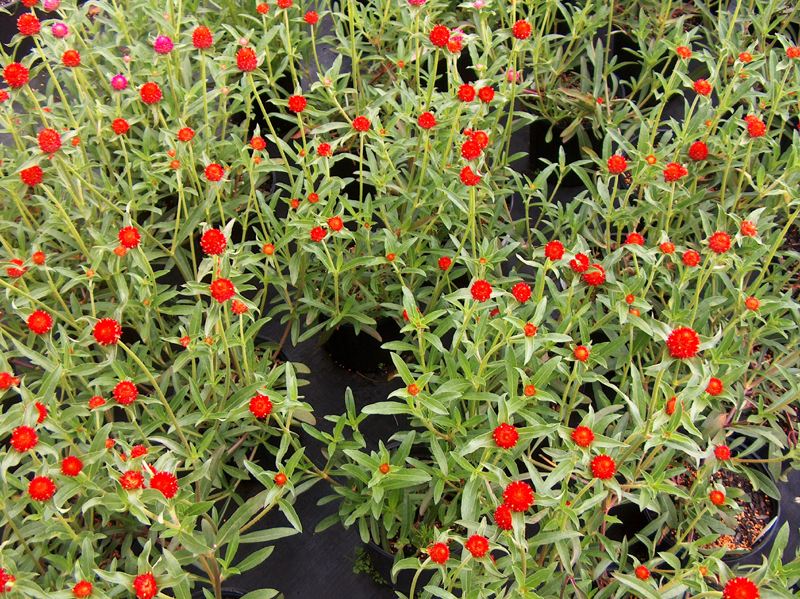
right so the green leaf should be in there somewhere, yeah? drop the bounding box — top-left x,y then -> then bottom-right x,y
234,545 -> 275,573
240,591 -> 280,599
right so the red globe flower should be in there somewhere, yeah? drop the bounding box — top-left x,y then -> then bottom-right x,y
544,240 -> 564,260
17,13 -> 40,36
460,166 -> 481,186
503,481 -> 534,512
459,138 -> 480,160
465,535 -> 489,557
722,578 -> 759,599
201,229 -> 227,255
607,155 -> 627,174
317,142 -> 332,157
178,127 -> 195,142
112,119 -> 129,135
4,62 -> 30,88
7,258 -> 26,278
250,394 -> 273,419
523,323 -> 537,337
493,423 -> 519,449
328,216 -> 344,232
582,264 -> 605,286
304,11 -> 318,24
660,241 -> 675,254
683,250 -> 700,267
478,86 -> 495,103
120,470 -> 144,490
237,47 -> 258,71
788,47 -> 800,59
133,573 -> 158,599
666,396 -> 678,415
676,46 -> 692,58
407,383 -> 420,396
32,251 -> 45,265
93,318 -> 122,346
192,26 -> 213,49
591,455 -> 616,479
310,226 -> 327,242
73,581 -> 93,598
740,221 -> 757,236
352,116 -> 370,131
275,472 -> 287,485
511,282 -> 531,303
89,396 -> 106,410
210,278 -> 235,302
62,50 -> 81,67
664,162 -> 688,182
0,569 -> 13,593
745,297 -> 760,310
288,95 -> 307,113
666,326 -> 700,359
688,141 -> 709,161
113,380 -> 138,405
438,256 -> 452,270
61,456 -> 83,477
38,128 -> 62,153
570,253 -> 589,273
512,20 -> 532,40
10,426 -> 38,452
0,372 -> 17,390
429,24 -> 450,47
572,426 -> 594,447
708,231 -> 731,254
739,52 -> 753,63
471,131 -> 489,149
574,346 -> 590,362
747,118 -> 766,138
139,82 -> 162,104
28,310 -> 53,335
429,542 -> 449,564
710,489 -> 726,505
471,280 -> 492,302
707,377 -> 723,396
625,232 -> 644,246
635,566 -> 650,581
693,79 -> 712,96
458,84 -> 476,102
118,226 -> 141,249
205,163 -> 224,181
250,136 -> 266,151
494,503 -> 513,530
150,471 -> 178,498
524,384 -> 536,397
131,445 -> 147,458
20,165 -> 43,186
256,2 -> 269,12
28,476 -> 56,501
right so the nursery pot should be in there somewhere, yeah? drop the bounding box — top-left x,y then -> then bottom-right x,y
364,540 -> 433,596
191,588 -> 247,599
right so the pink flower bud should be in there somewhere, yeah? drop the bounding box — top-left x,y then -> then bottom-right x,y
473,0 -> 485,8
123,55 -> 132,63
239,37 -> 249,45
44,0 -> 60,10
51,22 -> 69,38
154,35 -> 173,54
111,75 -> 128,90
221,87 -> 230,94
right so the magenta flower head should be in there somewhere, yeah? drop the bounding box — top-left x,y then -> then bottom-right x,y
408,0 -> 426,5
51,22 -> 69,38
111,75 -> 128,90
506,69 -> 522,83
44,0 -> 60,10
473,0 -> 485,8
154,35 -> 174,54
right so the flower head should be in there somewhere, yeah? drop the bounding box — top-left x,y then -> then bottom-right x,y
461,139 -> 481,160
582,264 -> 605,286
745,297 -> 760,310
478,86 -> 495,103
352,116 -> 370,132
511,282 -> 531,303
256,2 -> 269,12
93,318 -> 122,346
512,20 -> 532,40
150,471 -> 178,498
304,10 -> 319,23
707,378 -> 723,396
20,165 -> 43,186
591,455 -> 616,479
723,578 -> 759,599
666,327 -> 699,359
689,141 -> 709,161
693,79 -> 712,96
140,82 -> 162,104
747,118 -> 766,138
683,250 -> 700,267
787,47 -> 800,59
11,426 -> 38,452
471,280 -> 492,302
72,581 -> 93,598
625,232 -> 644,246
328,216 -> 343,232
237,47 -> 258,71
28,476 -> 56,501
120,470 -> 144,490
153,36 -> 173,54
418,112 -> 436,129
210,278 -> 235,302
676,46 -> 692,58
192,26 -> 213,49
503,481 -> 534,512
664,162 -> 688,182
666,396 -> 678,415
310,226 -> 327,242
710,490 -> 726,505
570,253 -> 589,273
51,22 -> 69,37
574,346 -> 590,362
740,221 -> 757,236
458,84 -> 476,102
708,231 -> 731,254
572,426 -> 594,447
250,394 -> 272,419
493,423 -> 519,449
544,240 -> 564,260
28,310 -> 53,335
635,566 -> 650,581
460,166 -> 481,185
429,24 -> 450,47
113,380 -> 138,405
17,13 -> 40,36
465,535 -> 489,557
37,128 -> 62,153
429,542 -> 449,564
111,74 -> 128,90
523,323 -> 537,337
4,62 -> 30,88
494,503 -> 513,530
739,52 -> 753,63
317,142 -> 332,157
89,396 -> 106,410
178,127 -> 195,142
61,456 -> 83,477
118,226 -> 141,249
133,573 -> 158,599
607,155 -> 627,174
112,119 -> 129,135
205,163 -> 224,182
288,95 -> 307,113
201,229 -> 227,255
660,242 -> 675,254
